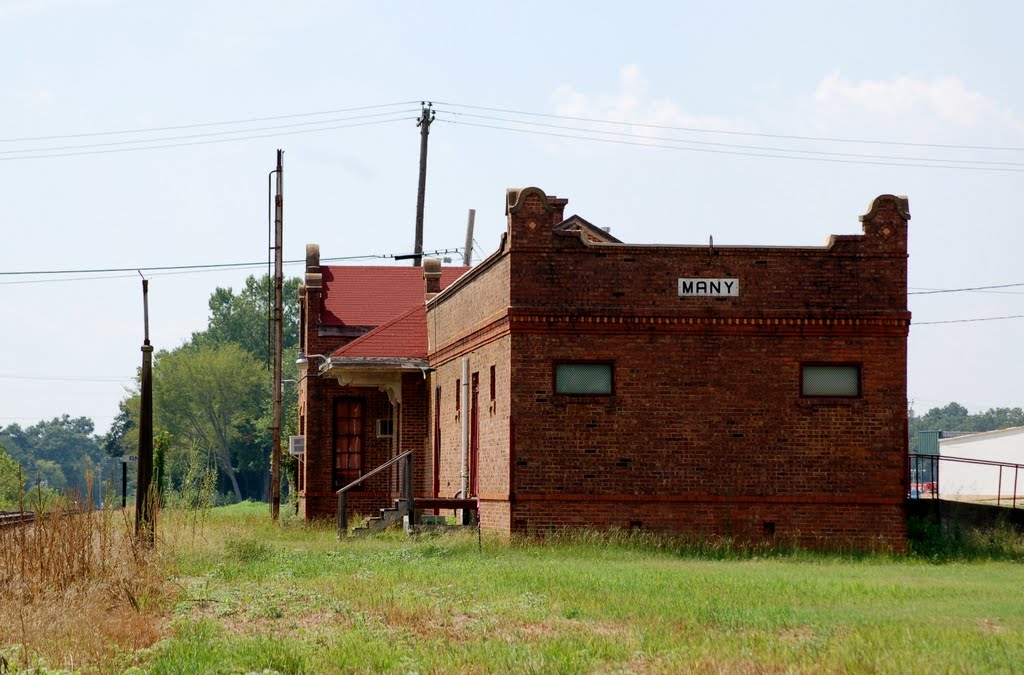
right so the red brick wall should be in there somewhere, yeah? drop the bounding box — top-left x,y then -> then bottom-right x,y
428,252 -> 514,531
428,337 -> 513,531
400,372 -> 433,498
510,499 -> 905,550
297,248 -> 405,520
298,376 -> 397,519
428,254 -> 510,352
427,188 -> 910,549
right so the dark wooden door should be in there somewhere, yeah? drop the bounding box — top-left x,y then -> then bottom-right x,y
433,386 -> 441,499
470,372 -> 480,496
333,397 -> 365,491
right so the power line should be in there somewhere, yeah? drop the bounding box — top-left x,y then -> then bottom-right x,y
909,282 -> 1024,295
0,414 -> 118,421
433,101 -> 1024,152
0,249 -> 464,280
0,374 -> 133,382
0,116 -> 414,162
913,314 -> 1024,326
436,118 -> 1024,173
0,101 -> 420,144
439,110 -> 1024,168
0,109 -> 419,157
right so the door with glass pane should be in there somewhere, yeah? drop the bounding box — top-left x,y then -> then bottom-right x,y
333,397 -> 365,491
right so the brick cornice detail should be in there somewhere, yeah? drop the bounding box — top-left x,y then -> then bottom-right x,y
506,309 -> 910,335
429,309 -> 910,362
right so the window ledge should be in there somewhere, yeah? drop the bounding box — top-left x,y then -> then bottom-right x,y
550,394 -> 618,404
797,397 -> 866,407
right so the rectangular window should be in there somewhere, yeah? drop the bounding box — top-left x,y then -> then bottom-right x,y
555,362 -> 614,395
333,397 -> 365,490
489,365 -> 496,402
801,364 -> 860,397
455,379 -> 461,414
375,419 -> 393,437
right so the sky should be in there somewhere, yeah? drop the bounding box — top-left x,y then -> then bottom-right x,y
1,0 -> 1022,435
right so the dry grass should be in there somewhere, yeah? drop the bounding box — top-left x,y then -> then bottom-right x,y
0,483 -> 168,672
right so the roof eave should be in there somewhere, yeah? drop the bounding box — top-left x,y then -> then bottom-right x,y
324,356 -> 429,373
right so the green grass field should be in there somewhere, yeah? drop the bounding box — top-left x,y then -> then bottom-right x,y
5,501 -> 1024,673
153,504 -> 1024,673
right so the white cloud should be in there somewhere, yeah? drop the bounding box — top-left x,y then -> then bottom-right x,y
551,64 -> 750,135
811,71 -> 1024,138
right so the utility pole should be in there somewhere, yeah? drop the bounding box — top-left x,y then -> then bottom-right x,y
412,102 -> 434,267
462,209 -> 476,266
135,276 -> 154,546
270,149 -> 284,521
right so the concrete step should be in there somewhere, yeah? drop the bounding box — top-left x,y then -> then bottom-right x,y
351,500 -> 409,536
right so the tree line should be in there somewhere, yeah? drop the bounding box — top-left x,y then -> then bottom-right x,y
1,275 -> 301,509
5,288 -> 1024,509
908,402 -> 1024,453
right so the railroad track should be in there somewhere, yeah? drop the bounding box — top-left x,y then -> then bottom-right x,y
0,511 -> 36,529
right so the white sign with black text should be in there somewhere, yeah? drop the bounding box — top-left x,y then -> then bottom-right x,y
678,278 -> 739,297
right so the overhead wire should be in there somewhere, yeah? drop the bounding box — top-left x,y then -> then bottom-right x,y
437,110 -> 1024,168
0,115 -> 415,161
0,249 -> 464,285
0,374 -> 133,382
909,282 -> 1024,295
0,101 -> 420,143
435,116 -> 1024,173
913,314 -> 1024,326
433,101 -> 1024,152
3,98 -> 1020,166
0,109 -> 419,157
0,100 -> 1019,323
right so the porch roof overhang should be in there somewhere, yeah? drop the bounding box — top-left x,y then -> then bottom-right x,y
319,356 -> 430,404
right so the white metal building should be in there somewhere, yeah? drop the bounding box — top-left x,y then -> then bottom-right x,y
939,427 -> 1024,503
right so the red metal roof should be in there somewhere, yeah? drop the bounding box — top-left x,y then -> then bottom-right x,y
331,303 -> 427,359
320,265 -> 469,327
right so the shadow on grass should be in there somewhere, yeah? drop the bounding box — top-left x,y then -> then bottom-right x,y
907,516 -> 1024,562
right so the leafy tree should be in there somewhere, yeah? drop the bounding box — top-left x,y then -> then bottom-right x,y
191,275 -> 300,366
909,402 -> 1024,452
110,274 -> 302,504
32,459 -> 66,491
103,399 -> 136,458
188,274 -> 302,501
0,443 -> 23,508
0,416 -> 105,498
154,343 -> 266,502
154,430 -> 173,502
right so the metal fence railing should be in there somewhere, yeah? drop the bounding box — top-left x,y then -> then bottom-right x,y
909,453 -> 1022,508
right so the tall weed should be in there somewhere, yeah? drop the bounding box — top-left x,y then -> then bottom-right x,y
908,516 -> 1024,561
0,474 -> 166,671
162,441 -> 217,542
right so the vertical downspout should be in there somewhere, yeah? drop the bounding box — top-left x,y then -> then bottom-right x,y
461,356 -> 470,497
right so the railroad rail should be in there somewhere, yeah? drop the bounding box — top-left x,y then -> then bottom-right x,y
0,511 -> 36,529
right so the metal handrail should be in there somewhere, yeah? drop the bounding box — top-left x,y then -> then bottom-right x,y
337,450 -> 413,538
915,453 -> 1024,470
335,450 -> 412,495
909,452 -> 1022,508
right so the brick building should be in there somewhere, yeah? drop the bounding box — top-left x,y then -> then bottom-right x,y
297,187 -> 911,548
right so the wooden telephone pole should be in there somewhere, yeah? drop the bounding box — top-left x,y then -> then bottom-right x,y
412,102 -> 434,267
135,276 -> 154,545
270,150 -> 284,520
